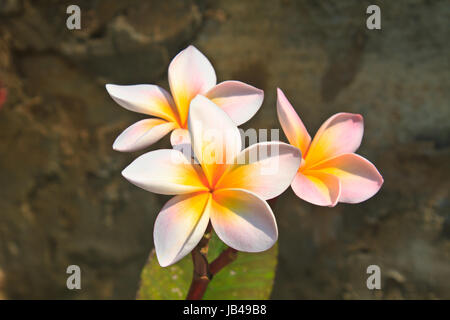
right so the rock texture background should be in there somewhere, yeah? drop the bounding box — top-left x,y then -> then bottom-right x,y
0,0 -> 449,299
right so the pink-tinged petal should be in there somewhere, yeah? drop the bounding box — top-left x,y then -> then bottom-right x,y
216,142 -> 301,200
305,113 -> 364,167
206,81 -> 264,126
106,84 -> 179,123
113,119 -> 175,152
122,149 -> 208,195
154,192 -> 211,267
170,128 -> 191,146
308,153 -> 383,203
168,45 -> 217,127
188,95 -> 242,187
276,88 -> 311,155
291,171 -> 341,207
209,189 -> 277,252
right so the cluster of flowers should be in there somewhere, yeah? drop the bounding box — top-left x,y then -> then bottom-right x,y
106,46 -> 383,267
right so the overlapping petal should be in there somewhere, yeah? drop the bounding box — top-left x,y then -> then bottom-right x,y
169,46 -> 217,127
305,113 -> 364,167
154,192 -> 211,267
291,171 -> 341,207
121,149 -> 208,195
216,142 -> 301,200
206,81 -> 264,126
170,128 -> 191,147
209,189 -> 278,252
113,119 -> 176,152
188,95 -> 242,187
276,88 -> 311,155
105,84 -> 179,123
308,153 -> 383,203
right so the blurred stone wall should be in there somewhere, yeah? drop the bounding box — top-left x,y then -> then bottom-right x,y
0,0 -> 448,299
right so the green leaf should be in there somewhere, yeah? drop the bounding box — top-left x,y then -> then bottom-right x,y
137,232 -> 278,300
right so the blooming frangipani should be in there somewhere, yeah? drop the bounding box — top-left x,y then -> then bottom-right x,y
122,95 -> 301,267
106,45 -> 264,151
276,88 -> 383,207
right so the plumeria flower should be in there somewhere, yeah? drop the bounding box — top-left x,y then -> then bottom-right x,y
122,95 -> 301,267
277,88 -> 383,207
106,45 -> 264,151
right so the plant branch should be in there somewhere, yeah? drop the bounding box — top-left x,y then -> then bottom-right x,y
186,224 -> 239,300
186,223 -> 212,300
210,247 -> 238,275
186,196 -> 279,300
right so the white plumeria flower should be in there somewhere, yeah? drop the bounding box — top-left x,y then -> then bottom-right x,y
276,88 -> 383,207
122,95 -> 301,267
106,45 -> 264,151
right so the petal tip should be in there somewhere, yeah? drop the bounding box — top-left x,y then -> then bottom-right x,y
105,83 -> 117,95
112,135 -> 127,152
112,141 -> 131,153
353,113 -> 364,125
121,162 -> 137,182
155,248 -> 173,267
120,167 -> 129,180
328,199 -> 339,207
276,88 -> 291,103
156,256 -> 172,268
339,112 -> 364,123
254,86 -> 264,97
112,141 -> 121,152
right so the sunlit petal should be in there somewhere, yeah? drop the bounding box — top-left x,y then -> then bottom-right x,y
106,84 -> 179,123
209,189 -> 277,252
305,113 -> 363,166
216,142 -> 301,200
168,45 -> 217,127
206,81 -> 264,126
122,149 -> 208,195
276,88 -> 311,154
154,192 -> 211,267
113,119 -> 175,152
308,153 -> 383,203
291,171 -> 341,207
188,95 -> 241,187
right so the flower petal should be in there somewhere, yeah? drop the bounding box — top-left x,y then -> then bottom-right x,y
154,192 -> 211,267
206,81 -> 264,126
291,171 -> 341,207
305,113 -> 364,167
209,188 -> 277,252
113,119 -> 175,152
276,88 -> 311,155
122,149 -> 208,195
168,45 -> 217,127
308,153 -> 383,203
170,128 -> 191,146
216,142 -> 301,200
188,95 -> 242,187
106,84 -> 179,123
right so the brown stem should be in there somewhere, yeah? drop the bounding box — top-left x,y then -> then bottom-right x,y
186,225 -> 239,300
185,196 -> 279,300
210,247 -> 238,275
186,223 -> 212,300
